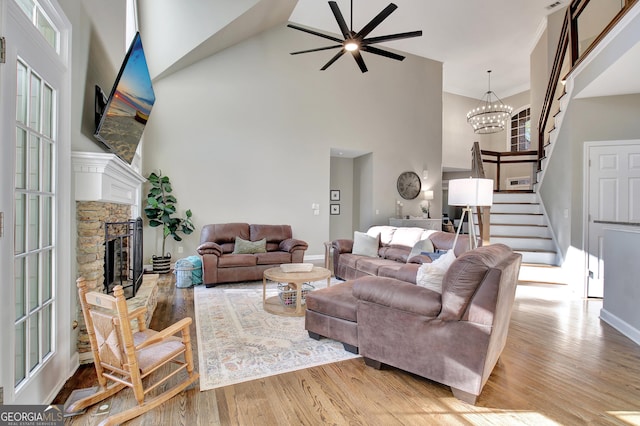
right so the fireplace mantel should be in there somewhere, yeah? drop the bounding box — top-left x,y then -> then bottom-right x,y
72,152 -> 146,205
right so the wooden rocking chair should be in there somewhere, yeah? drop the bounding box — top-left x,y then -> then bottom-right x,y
68,277 -> 199,425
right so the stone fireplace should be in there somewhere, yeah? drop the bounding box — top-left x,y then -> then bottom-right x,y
72,152 -> 157,362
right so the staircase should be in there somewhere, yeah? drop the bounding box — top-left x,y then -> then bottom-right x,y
479,192 -> 558,265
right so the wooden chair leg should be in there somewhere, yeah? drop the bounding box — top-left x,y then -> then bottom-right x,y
66,382 -> 127,414
98,373 -> 199,426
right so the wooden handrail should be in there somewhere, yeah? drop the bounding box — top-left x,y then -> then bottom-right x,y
479,149 -> 538,192
471,142 -> 490,245
471,142 -> 485,178
537,0 -> 638,174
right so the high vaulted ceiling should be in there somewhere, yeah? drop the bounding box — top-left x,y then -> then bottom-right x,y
131,0 -> 565,100
289,0 -> 568,98
121,1 -> 638,102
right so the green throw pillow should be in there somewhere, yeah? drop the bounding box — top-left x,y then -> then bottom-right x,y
232,237 -> 267,254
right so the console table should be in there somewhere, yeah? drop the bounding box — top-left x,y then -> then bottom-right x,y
389,218 -> 441,231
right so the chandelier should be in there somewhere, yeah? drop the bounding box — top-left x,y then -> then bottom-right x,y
467,70 -> 513,134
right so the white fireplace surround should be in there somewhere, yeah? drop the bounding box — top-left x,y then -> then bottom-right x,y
72,151 -> 146,206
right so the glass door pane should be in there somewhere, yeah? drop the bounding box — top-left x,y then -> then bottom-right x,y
13,59 -> 56,389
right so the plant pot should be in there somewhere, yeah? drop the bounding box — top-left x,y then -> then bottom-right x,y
152,254 -> 172,274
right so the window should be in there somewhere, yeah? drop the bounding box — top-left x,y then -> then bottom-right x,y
14,0 -> 59,52
510,108 -> 531,152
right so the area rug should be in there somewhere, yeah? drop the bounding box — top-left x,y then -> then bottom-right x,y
194,279 -> 360,391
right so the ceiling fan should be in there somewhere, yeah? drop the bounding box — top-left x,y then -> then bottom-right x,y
288,1 -> 422,73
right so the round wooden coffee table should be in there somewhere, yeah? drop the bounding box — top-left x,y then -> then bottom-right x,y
262,266 -> 331,317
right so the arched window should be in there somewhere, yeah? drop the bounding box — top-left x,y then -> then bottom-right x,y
510,107 -> 531,152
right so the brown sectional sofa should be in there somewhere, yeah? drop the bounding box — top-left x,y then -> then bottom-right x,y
197,223 -> 308,287
354,244 -> 522,404
332,225 -> 474,283
307,229 -> 522,404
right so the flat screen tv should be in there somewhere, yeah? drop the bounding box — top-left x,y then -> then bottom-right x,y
94,32 -> 155,164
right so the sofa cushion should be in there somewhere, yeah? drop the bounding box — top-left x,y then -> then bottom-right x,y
200,223 -> 249,245
352,231 -> 379,257
389,227 -> 426,248
218,254 -> 257,268
233,237 -> 267,254
416,250 -> 456,293
439,246 -> 513,320
380,263 -> 420,284
306,281 -> 357,322
366,226 -> 396,245
383,246 -> 410,263
250,224 -> 292,244
255,251 -> 291,265
353,276 -> 442,317
357,257 -> 401,276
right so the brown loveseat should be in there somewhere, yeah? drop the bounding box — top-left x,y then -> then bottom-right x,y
307,244 -> 522,404
332,225 -> 474,283
197,223 -> 308,287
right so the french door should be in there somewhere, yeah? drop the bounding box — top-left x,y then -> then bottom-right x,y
0,0 -> 72,404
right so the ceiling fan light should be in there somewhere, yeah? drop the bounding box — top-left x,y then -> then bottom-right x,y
344,41 -> 359,51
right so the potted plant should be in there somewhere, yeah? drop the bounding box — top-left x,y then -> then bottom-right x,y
144,171 -> 195,273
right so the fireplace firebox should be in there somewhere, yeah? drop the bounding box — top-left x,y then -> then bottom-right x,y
104,217 -> 143,298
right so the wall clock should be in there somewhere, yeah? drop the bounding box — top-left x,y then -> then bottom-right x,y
397,171 -> 421,200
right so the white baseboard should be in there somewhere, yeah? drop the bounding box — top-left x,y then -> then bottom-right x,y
304,254 -> 324,262
600,308 -> 640,346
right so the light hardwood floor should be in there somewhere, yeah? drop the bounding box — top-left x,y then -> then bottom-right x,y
54,274 -> 640,425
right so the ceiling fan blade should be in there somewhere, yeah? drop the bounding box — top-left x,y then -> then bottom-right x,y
362,45 -> 405,61
321,49 -> 346,70
351,50 -> 368,73
290,45 -> 342,55
287,24 -> 344,44
364,30 -> 423,45
355,3 -> 398,39
328,1 -> 351,39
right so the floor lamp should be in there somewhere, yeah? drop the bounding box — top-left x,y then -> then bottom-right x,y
448,178 -> 494,251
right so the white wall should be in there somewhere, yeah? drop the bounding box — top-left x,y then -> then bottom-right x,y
141,24 -> 443,260
601,228 -> 640,345
442,92 -> 478,171
539,93 -> 640,278
329,156 -> 354,241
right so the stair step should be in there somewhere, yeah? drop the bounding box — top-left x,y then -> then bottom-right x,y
489,213 -> 546,225
491,224 -> 551,237
518,251 -> 559,266
491,203 -> 541,214
519,263 -> 565,283
491,236 -> 555,251
493,192 -> 538,203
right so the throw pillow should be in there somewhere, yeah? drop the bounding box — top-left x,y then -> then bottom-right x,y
416,250 -> 456,293
232,237 -> 267,254
352,231 -> 380,257
408,238 -> 435,261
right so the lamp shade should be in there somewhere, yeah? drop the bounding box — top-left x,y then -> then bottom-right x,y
423,190 -> 434,200
448,178 -> 493,207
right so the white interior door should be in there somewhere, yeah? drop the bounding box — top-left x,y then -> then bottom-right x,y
587,142 -> 640,298
0,0 -> 71,404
